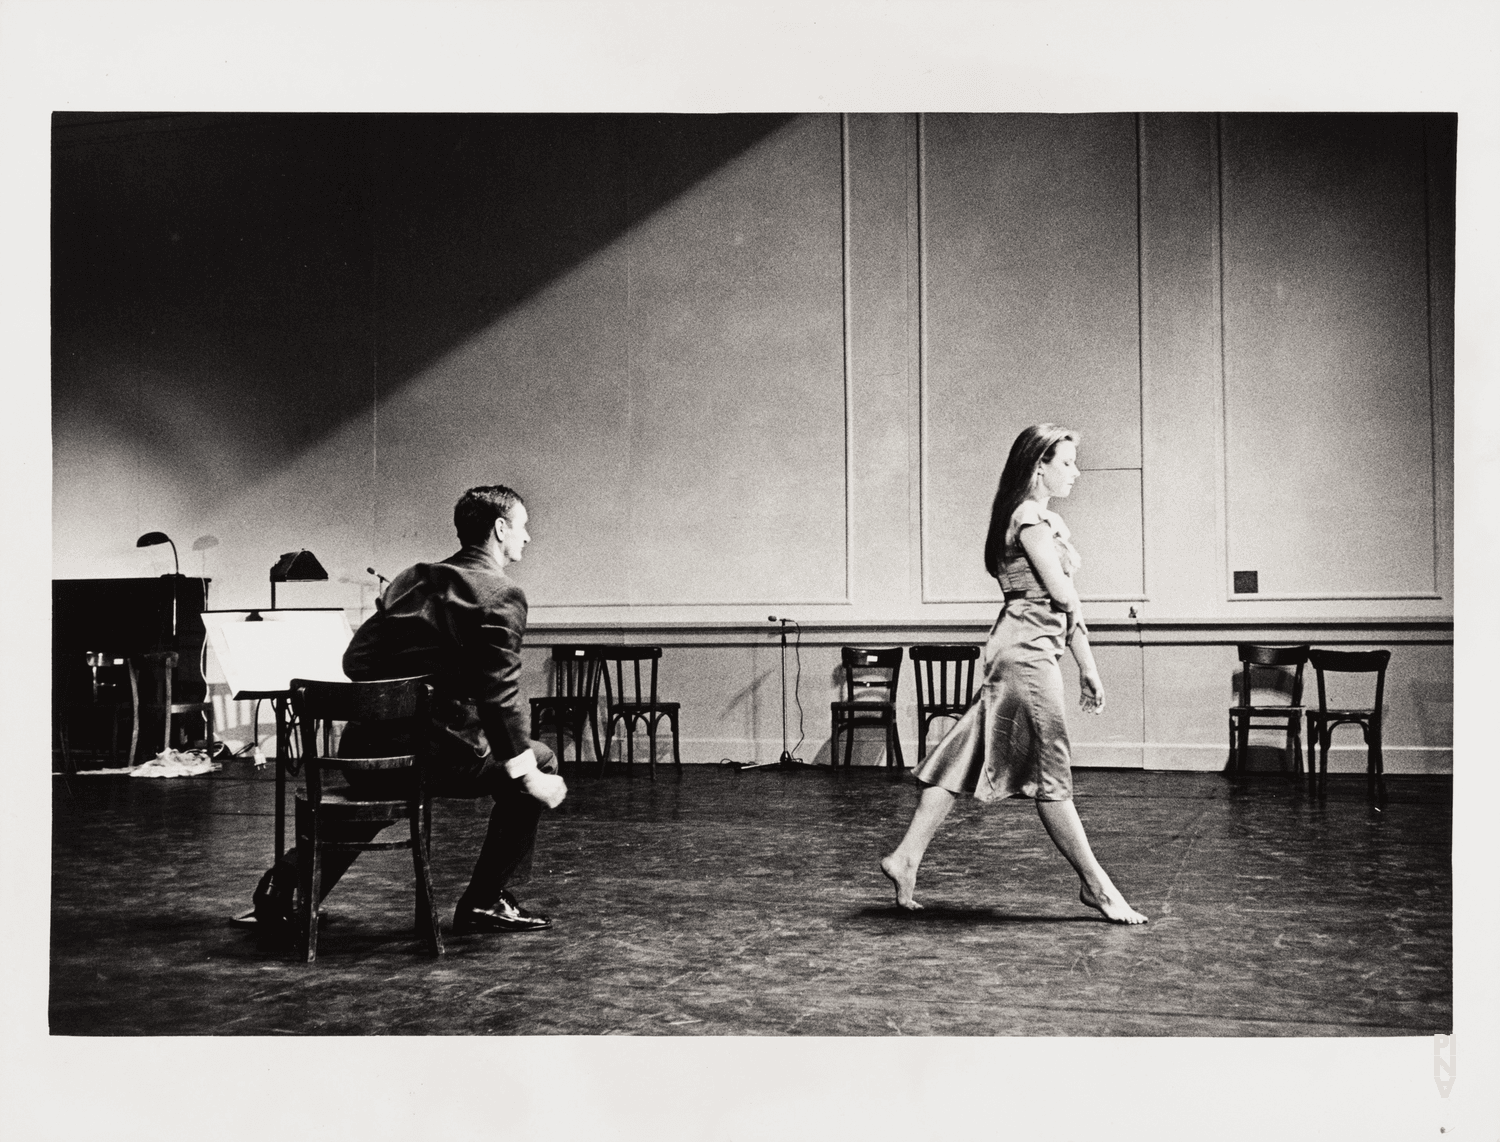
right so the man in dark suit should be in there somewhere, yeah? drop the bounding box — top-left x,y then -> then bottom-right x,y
250,484 -> 567,935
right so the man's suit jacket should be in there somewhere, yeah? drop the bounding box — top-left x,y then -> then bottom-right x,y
343,545 -> 530,764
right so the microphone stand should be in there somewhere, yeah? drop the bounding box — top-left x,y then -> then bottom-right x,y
735,616 -> 807,770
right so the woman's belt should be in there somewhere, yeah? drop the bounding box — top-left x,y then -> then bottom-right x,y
1002,590 -> 1086,645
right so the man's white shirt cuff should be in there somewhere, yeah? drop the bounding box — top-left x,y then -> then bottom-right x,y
503,748 -> 538,779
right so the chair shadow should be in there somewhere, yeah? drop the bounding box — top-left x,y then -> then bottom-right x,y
852,904 -> 1102,925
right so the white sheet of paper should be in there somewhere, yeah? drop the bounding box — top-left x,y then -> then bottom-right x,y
204,610 -> 352,696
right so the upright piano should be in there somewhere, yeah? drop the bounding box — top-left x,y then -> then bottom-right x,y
52,576 -> 210,763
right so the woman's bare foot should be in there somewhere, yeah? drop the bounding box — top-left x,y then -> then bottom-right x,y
1079,881 -> 1148,925
880,853 -> 923,910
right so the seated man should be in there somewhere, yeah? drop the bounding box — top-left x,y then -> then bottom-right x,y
249,484 -> 567,935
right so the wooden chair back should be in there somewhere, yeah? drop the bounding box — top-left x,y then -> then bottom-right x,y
550,644 -> 603,702
289,676 -> 431,805
1235,644 -> 1309,708
908,644 -> 980,714
1308,648 -> 1391,716
840,646 -> 903,706
597,646 -> 663,709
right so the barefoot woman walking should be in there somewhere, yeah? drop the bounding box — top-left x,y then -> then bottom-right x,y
881,424 -> 1147,924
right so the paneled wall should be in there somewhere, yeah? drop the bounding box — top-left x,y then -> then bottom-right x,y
1219,114 -> 1443,602
921,114 -> 1144,603
52,112 -> 1455,771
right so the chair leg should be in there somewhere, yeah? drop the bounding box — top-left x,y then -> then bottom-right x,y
127,662 -> 140,765
1370,720 -> 1386,801
297,807 -> 320,963
598,717 -> 617,776
647,717 -> 658,782
890,717 -> 905,769
830,716 -> 841,769
56,715 -> 73,775
160,667 -> 174,754
589,711 -> 604,766
410,809 -> 444,957
625,716 -> 636,776
670,712 -> 682,768
568,715 -> 587,766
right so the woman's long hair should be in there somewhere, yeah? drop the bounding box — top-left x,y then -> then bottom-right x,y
982,424 -> 1079,578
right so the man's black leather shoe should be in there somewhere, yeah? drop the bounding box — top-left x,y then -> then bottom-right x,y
453,891 -> 552,933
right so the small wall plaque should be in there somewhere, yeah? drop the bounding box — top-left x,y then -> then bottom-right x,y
1233,570 -> 1259,594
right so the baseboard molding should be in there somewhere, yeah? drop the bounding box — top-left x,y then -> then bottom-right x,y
1121,742 -> 1452,775
573,737 -> 1454,775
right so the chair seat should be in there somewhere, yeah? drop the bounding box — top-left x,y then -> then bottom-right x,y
920,703 -> 969,716
531,696 -> 595,712
1309,707 -> 1376,719
1230,705 -> 1304,715
296,788 -> 413,820
831,700 -> 896,712
609,701 -> 680,715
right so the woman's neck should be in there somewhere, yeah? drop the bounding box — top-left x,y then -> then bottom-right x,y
1026,490 -> 1050,512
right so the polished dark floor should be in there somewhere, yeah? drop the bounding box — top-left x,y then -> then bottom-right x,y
50,760 -> 1451,1036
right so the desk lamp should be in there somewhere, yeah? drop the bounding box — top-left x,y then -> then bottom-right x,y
137,531 -> 180,638
269,549 -> 328,609
136,530 -> 179,574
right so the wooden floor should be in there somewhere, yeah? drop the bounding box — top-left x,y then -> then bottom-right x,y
49,759 -> 1451,1036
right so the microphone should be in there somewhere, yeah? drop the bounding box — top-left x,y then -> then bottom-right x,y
368,567 -> 390,612
768,615 -> 791,624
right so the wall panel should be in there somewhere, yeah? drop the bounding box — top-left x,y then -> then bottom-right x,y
921,113 -> 1142,602
621,115 -> 848,605
367,116 -> 849,608
1221,113 -> 1437,600
1139,113 -> 1224,617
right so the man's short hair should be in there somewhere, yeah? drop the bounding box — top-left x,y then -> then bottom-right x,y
454,485 -> 525,547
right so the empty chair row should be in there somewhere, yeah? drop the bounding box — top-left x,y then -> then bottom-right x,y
528,645 -> 681,779
829,644 -> 982,771
525,641 -> 1393,780
1228,643 -> 1391,778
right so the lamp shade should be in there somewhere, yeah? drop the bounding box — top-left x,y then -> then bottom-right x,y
269,549 -> 328,583
136,531 -> 179,576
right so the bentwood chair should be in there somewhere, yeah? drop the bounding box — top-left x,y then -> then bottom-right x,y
54,651 -> 139,772
289,676 -> 443,963
596,646 -> 682,779
1305,648 -> 1392,780
529,645 -> 605,766
138,650 -> 217,758
830,646 -> 906,770
1227,644 -> 1309,775
908,644 -> 981,760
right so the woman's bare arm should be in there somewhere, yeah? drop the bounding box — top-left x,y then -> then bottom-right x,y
1069,624 -> 1105,712
1019,521 -> 1081,615
1018,519 -> 1103,711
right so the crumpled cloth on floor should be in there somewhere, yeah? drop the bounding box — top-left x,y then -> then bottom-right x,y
129,749 -> 221,777
71,749 -> 222,778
